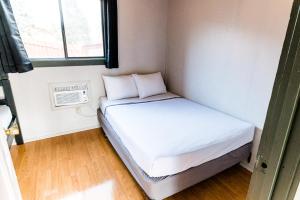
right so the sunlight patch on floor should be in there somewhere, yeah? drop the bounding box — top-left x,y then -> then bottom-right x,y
61,180 -> 114,200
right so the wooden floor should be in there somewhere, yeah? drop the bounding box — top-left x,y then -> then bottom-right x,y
11,129 -> 251,200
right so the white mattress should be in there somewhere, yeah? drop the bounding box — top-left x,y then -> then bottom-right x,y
0,105 -> 12,129
100,93 -> 255,177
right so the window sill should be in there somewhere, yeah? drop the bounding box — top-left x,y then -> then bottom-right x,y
31,58 -> 105,68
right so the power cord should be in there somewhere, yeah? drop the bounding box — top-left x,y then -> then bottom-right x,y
75,102 -> 98,118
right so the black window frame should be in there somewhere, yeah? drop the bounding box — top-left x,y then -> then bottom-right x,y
22,0 -> 106,67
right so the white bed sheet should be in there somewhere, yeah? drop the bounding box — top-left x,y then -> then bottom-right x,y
100,93 -> 255,177
0,105 -> 12,129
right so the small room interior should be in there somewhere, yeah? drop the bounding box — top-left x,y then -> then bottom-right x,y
0,0 -> 299,200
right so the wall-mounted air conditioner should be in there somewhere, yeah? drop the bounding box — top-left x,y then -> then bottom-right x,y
49,81 -> 90,109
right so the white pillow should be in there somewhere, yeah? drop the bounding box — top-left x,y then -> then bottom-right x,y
103,75 -> 139,100
133,72 -> 167,98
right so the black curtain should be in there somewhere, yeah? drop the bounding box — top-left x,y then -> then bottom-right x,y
0,0 -> 33,73
101,0 -> 119,69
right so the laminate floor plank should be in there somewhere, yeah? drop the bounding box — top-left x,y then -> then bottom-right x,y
10,129 -> 251,200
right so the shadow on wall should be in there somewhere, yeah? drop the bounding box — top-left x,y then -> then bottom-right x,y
166,0 -> 293,171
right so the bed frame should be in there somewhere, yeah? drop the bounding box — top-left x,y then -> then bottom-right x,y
97,109 -> 252,200
0,73 -> 24,147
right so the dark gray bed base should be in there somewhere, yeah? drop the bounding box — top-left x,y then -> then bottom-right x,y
97,109 -> 252,200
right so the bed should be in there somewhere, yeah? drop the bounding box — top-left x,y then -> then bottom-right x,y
0,105 -> 13,130
0,83 -> 20,147
98,92 -> 254,199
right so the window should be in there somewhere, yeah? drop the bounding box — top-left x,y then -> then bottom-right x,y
10,0 -> 104,66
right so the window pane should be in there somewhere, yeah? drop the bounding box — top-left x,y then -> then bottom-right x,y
10,0 -> 64,58
61,0 -> 104,57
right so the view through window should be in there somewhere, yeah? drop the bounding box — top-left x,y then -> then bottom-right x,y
10,0 -> 104,59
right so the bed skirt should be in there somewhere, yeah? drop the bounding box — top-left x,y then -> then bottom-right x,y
97,109 -> 252,200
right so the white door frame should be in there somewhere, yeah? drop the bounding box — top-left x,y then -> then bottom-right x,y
0,130 -> 22,200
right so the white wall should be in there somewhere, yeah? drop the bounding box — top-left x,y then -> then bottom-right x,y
166,0 -> 293,170
295,184 -> 300,200
9,0 -> 168,142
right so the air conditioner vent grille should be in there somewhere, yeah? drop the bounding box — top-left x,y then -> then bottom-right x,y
50,82 -> 89,108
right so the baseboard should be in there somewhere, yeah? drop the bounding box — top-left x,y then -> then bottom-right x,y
22,125 -> 101,143
240,162 -> 254,173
